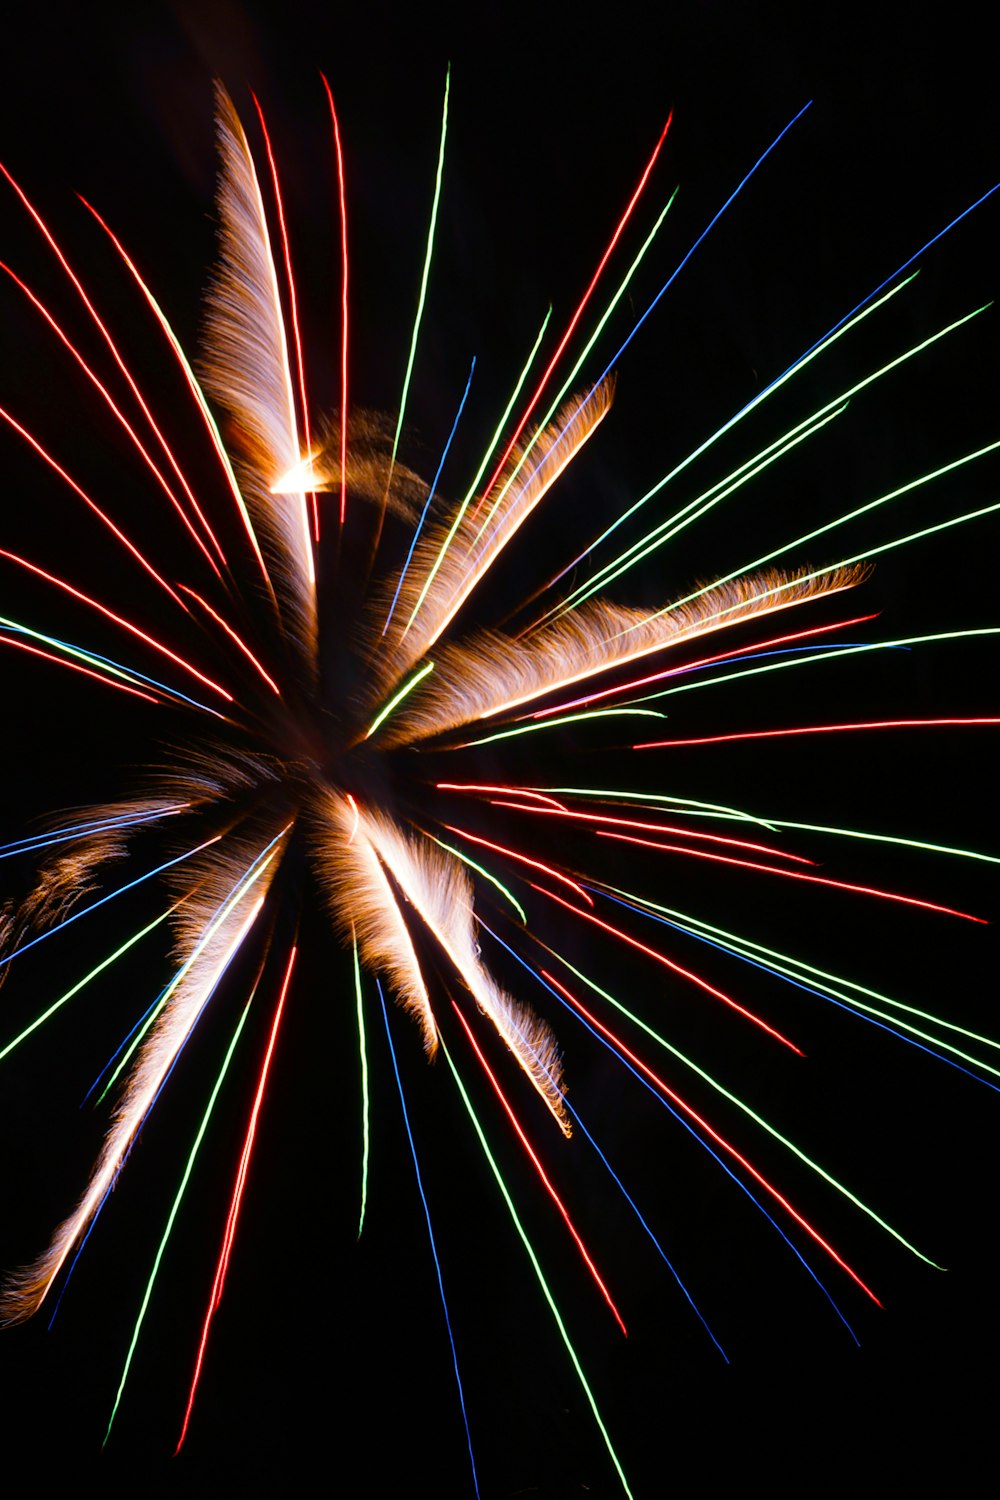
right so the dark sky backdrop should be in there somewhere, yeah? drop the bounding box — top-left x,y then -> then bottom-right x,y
0,4 -> 998,1496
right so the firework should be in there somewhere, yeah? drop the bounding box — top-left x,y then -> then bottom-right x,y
1,50 -> 998,1496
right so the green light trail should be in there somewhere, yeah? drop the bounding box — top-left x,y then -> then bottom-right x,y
529,784 -> 1000,866
754,816 -> 1000,868
621,437 -> 1000,645
405,176 -> 676,641
364,659 -> 435,740
0,908 -> 173,1065
401,305 -> 552,637
440,1037 -> 634,1499
386,63 -> 450,492
631,628 -> 1000,706
540,937 -> 939,1266
98,838 -> 284,1102
529,786 -> 778,828
601,883 -> 1000,1073
0,612 -> 152,690
104,991 -> 253,1443
555,293 -> 984,615
451,706 -> 665,750
428,835 -> 527,923
473,188 -> 680,542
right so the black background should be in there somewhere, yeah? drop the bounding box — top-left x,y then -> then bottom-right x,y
0,3 -> 997,1496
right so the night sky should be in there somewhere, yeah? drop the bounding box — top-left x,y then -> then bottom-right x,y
0,4 -> 997,1495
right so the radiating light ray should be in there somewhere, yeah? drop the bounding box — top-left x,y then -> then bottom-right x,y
476,800 -> 813,864
252,93 -> 317,542
620,642 -> 907,700
0,804 -> 188,862
378,983 -> 480,1496
596,886 -> 1000,1087
178,585 -> 281,697
384,63 -> 450,510
552,158 -> 1000,612
389,375 -> 614,699
0,550 -> 234,701
513,100 -> 814,615
4,77 -> 997,1484
0,162 -> 230,574
175,944 -> 296,1454
446,707 -> 666,750
538,963 -> 884,1304
364,659 -> 435,740
104,976 -> 256,1443
0,261 -> 223,578
383,355 -> 476,635
530,785 -> 778,829
781,174 -> 1000,372
0,404 -> 187,610
426,835 -> 527,923
205,85 -> 318,667
536,943 -> 937,1271
481,917 -> 859,1343
0,834 -> 221,973
534,882 -> 804,1053
440,1036 -> 635,1500
49,939 -> 274,1337
471,184 -> 679,543
543,277 -> 916,607
393,566 -> 860,753
637,717 -> 1000,749
629,438 -> 1000,643
354,926 -> 370,1239
512,942 -> 863,1344
486,925 -> 725,1348
0,907 -> 174,1065
0,632 -> 160,705
595,828 -> 986,924
391,152 -> 678,686
399,122 -> 676,665
320,75 -> 349,528
322,796 -> 567,1124
599,883 -> 1000,1057
0,614 -> 226,717
83,985 -> 172,1108
441,823 -> 593,905
554,296 -> 985,616
397,305 -> 552,644
434,782 -> 569,811
637,630 -> 1000,711
526,613 -> 878,719
480,917 -> 786,1358
536,386 -> 841,631
452,999 -> 629,1336
748,815 -> 1000,869
5,847 -> 271,1326
97,831 -> 288,1101
79,197 -> 273,591
471,112 -> 674,526
562,1092 -> 728,1358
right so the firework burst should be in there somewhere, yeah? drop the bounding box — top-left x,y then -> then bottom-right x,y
1,32 -> 998,1497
